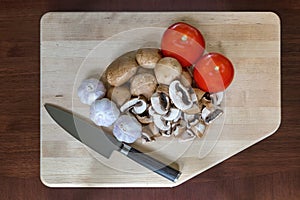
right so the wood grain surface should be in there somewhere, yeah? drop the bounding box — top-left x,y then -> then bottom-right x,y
0,0 -> 299,199
40,12 -> 280,187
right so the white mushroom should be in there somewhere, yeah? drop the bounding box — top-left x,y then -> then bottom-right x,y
136,48 -> 162,69
210,92 -> 224,106
130,73 -> 157,99
169,80 -> 193,111
150,92 -> 170,115
162,108 -> 181,121
201,107 -> 224,124
153,114 -> 171,131
191,121 -> 206,138
154,57 -> 182,85
120,97 -> 147,115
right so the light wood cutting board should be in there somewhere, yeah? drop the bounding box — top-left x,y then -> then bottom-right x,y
40,12 -> 281,187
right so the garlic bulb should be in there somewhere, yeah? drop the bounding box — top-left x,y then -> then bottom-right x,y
77,78 -> 106,105
113,114 -> 142,143
90,98 -> 120,127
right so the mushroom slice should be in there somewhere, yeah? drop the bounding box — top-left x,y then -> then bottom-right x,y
153,114 -> 171,131
169,80 -> 193,111
201,107 -> 224,124
120,97 -> 147,114
210,92 -> 224,106
160,129 -> 172,137
136,112 -> 153,124
151,92 -> 170,115
141,126 -> 155,143
193,88 -> 206,102
172,120 -> 187,137
191,121 -> 206,138
178,129 -> 196,142
148,122 -> 160,136
183,103 -> 201,115
163,108 -> 181,121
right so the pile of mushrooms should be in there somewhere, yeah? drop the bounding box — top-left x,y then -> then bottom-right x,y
78,48 -> 224,144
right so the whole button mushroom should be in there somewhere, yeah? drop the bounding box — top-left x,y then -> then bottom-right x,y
106,51 -> 139,87
154,57 -> 182,85
130,73 -> 158,99
136,48 -> 162,69
107,86 -> 131,107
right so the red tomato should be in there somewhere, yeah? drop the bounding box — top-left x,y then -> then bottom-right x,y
193,53 -> 234,93
161,22 -> 205,67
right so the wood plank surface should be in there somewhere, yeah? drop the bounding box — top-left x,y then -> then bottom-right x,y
40,12 -> 280,187
0,0 -> 299,199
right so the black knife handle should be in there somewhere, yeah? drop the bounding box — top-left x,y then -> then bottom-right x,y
120,143 -> 181,182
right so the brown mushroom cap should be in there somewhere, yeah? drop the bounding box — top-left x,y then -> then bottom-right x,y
106,51 -> 139,86
130,73 -> 157,99
107,86 -> 131,107
154,57 -> 182,85
136,48 -> 162,69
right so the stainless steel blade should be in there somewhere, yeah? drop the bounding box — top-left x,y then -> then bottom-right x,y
44,104 -> 122,158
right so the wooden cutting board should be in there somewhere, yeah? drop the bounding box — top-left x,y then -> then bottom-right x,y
40,12 -> 280,187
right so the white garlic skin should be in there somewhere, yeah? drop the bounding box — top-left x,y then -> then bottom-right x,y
113,115 -> 142,143
90,98 -> 120,127
77,78 -> 106,105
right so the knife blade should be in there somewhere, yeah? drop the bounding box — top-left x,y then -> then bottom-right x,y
44,103 -> 181,182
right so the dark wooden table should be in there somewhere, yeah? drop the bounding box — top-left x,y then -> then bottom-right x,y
0,0 -> 299,199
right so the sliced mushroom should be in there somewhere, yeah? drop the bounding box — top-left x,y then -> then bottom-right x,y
201,107 -> 224,124
106,51 -> 139,86
210,92 -> 224,106
153,114 -> 171,131
154,57 -> 182,85
163,108 -> 181,121
172,119 -> 187,137
178,129 -> 196,142
130,73 -> 157,99
156,84 -> 169,95
148,122 -> 160,136
120,97 -> 147,114
169,80 -> 193,111
150,92 -> 170,115
183,113 -> 200,128
160,129 -> 172,137
107,86 -> 131,107
183,103 -> 201,115
141,126 -> 155,143
136,48 -> 162,69
191,121 -> 206,138
193,88 -> 206,102
136,111 -> 153,124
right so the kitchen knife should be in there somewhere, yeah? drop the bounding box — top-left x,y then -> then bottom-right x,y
44,103 -> 181,182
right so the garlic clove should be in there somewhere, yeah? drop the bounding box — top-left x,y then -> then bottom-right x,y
90,98 -> 120,127
77,78 -> 106,105
113,114 -> 142,143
